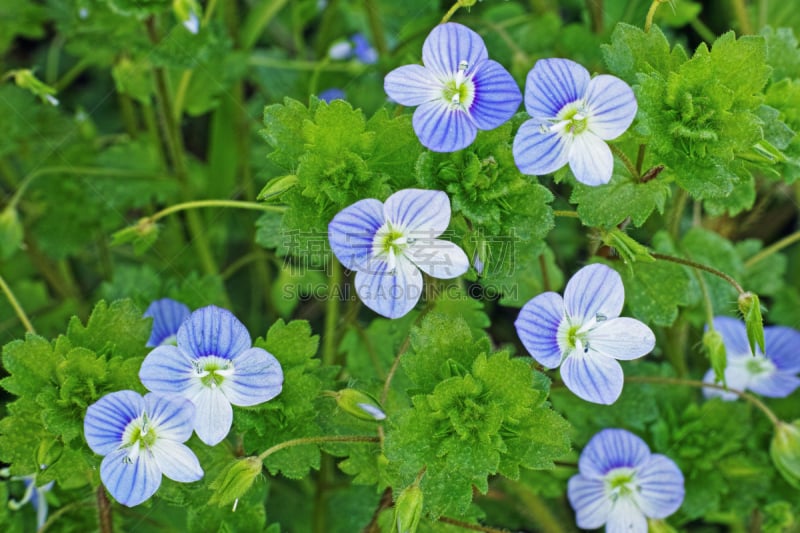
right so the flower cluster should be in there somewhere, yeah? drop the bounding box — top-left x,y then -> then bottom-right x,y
569,429 -> 684,531
703,316 -> 800,400
84,301 -> 284,506
515,264 -> 655,405
385,24 -> 637,186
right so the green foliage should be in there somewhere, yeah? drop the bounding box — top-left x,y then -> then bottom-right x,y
571,171 -> 670,227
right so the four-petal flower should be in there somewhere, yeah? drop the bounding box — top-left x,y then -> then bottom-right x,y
328,188 -> 469,319
568,429 -> 684,531
139,306 -> 284,446
84,390 -> 204,507
513,58 -> 637,185
515,264 -> 655,404
704,316 -> 800,400
384,22 -> 521,152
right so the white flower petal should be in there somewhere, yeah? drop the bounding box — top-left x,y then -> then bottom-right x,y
222,348 -> 284,407
587,318 -> 655,360
606,497 -> 647,533
384,64 -> 441,106
143,393 -> 196,443
84,391 -> 144,455
568,131 -> 614,186
512,119 -> 571,176
579,429 -> 651,479
151,440 -> 204,483
468,59 -> 522,130
354,255 -> 423,319
564,264 -> 625,325
560,350 -> 624,405
328,198 -> 385,272
100,448 -> 161,507
405,239 -> 469,279
523,58 -> 590,121
584,74 -> 637,140
139,345 -> 198,395
515,292 -> 566,369
383,189 -> 451,236
567,475 -> 612,529
191,387 -> 233,446
422,23 -> 488,81
634,454 -> 685,519
412,100 -> 477,152
701,367 -> 742,401
176,306 -> 252,361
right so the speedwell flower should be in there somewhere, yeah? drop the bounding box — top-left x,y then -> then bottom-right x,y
328,188 -> 469,319
703,316 -> 800,400
384,22 -> 521,152
83,391 -> 203,507
568,429 -> 684,532
139,306 -> 284,446
515,264 -> 655,404
144,298 -> 190,347
513,58 -> 637,186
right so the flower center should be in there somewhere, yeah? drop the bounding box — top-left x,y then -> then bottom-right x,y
544,101 -> 590,136
121,412 -> 158,460
442,60 -> 475,111
557,313 -> 606,356
193,355 -> 235,388
373,223 -> 409,274
745,355 -> 774,376
605,467 -> 639,501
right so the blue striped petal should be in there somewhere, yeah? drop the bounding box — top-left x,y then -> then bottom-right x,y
84,390 -> 144,455
384,64 -> 441,106
151,440 -> 203,483
412,100 -> 477,152
524,58 -> 590,121
176,306 -> 252,360
515,292 -> 566,369
144,298 -> 190,347
469,59 -> 522,130
512,119 -> 571,176
568,131 -> 614,185
328,198 -> 384,271
578,429 -> 650,479
100,447 -> 161,507
354,255 -> 423,319
748,370 -> 800,398
384,189 -> 451,236
586,318 -> 655,361
606,497 -> 647,533
406,239 -> 469,279
712,316 -> 750,357
191,387 -> 233,446
560,350 -> 624,405
634,454 -> 685,518
564,264 -> 624,325
422,23 -> 488,81
765,326 -> 800,372
585,74 -> 637,140
222,348 -> 284,407
139,345 -> 199,395
144,393 -> 195,443
567,475 -> 612,529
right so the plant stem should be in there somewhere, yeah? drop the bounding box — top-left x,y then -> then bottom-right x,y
380,299 -> 436,404
248,55 -> 368,72
364,0 -> 388,56
644,0 -> 668,32
322,260 -> 343,366
441,1 -> 467,24
258,435 -> 379,461
438,516 -> 510,533
625,375 -> 779,426
0,272 -> 35,333
650,252 -> 745,295
690,17 -> 717,43
585,0 -> 603,34
96,486 -> 113,533
609,144 -> 640,180
730,0 -> 754,34
147,199 -> 285,224
553,210 -> 580,219
693,268 -> 716,330
499,479 -> 569,533
668,188 -> 688,239
744,230 -> 800,268
635,145 -> 646,175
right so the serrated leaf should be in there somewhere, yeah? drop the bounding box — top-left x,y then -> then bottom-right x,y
572,173 -> 670,227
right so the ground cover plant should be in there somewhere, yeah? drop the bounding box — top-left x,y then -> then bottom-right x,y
1,0 -> 800,531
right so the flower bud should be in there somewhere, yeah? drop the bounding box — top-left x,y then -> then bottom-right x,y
208,456 -> 263,507
737,291 -> 765,355
771,420 -> 800,489
172,0 -> 201,34
393,485 -> 423,533
334,389 -> 386,421
0,207 -> 23,259
702,329 -> 727,383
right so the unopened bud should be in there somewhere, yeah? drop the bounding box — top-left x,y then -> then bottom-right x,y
737,291 -> 765,355
173,0 -> 201,34
334,389 -> 386,421
393,485 -> 423,533
771,420 -> 800,489
0,207 -> 24,259
208,456 -> 263,506
702,329 -> 727,384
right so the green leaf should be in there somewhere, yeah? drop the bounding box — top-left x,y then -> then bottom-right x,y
762,26 -> 800,83
571,172 -> 670,227
602,23 -> 688,83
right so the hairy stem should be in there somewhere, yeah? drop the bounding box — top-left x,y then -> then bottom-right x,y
258,435 -> 379,461
0,272 -> 35,333
96,486 -> 113,533
147,199 -> 284,224
625,375 -> 779,426
364,0 -> 388,56
644,0 -> 668,32
438,516 -> 510,533
323,260 -> 343,366
585,0 -> 603,34
744,230 -> 800,268
730,0 -> 754,34
651,252 -> 745,295
609,144 -> 640,180
553,210 -> 580,219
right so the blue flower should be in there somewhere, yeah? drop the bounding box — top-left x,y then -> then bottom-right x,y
328,188 -> 469,319
513,58 -> 637,186
83,391 -> 203,507
144,298 -> 191,347
351,33 -> 378,64
139,306 -> 284,446
384,22 -> 522,152
569,429 -> 684,531
704,317 -> 800,400
319,88 -> 347,103
515,264 -> 654,404
6,472 -> 54,530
